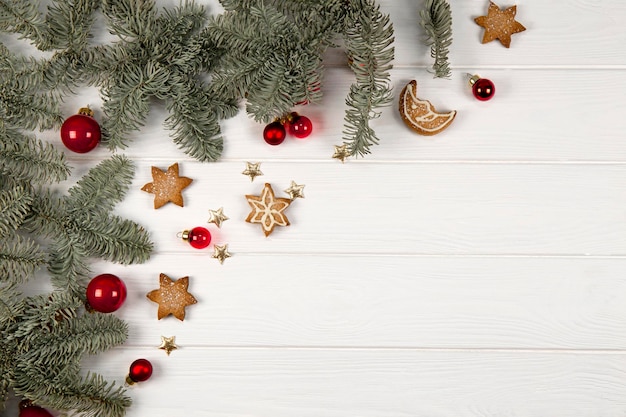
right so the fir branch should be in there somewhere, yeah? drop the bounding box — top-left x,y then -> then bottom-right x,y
66,154 -> 134,214
0,126 -> 70,184
420,0 -> 453,79
0,184 -> 32,237
9,293 -> 130,417
0,0 -> 46,48
24,157 -> 153,294
47,235 -> 91,295
0,85 -> 64,130
165,80 -> 235,162
101,0 -> 157,39
99,68 -> 152,149
343,0 -> 394,156
0,234 -> 45,285
74,215 -> 153,266
44,0 -> 100,51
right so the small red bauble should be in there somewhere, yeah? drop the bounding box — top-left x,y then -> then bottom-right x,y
287,113 -> 313,139
19,406 -> 53,417
86,274 -> 127,313
60,108 -> 101,153
181,226 -> 212,249
127,358 -> 153,384
469,74 -> 495,101
263,121 -> 286,145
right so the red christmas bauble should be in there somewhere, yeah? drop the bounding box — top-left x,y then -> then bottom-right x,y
60,108 -> 101,153
472,77 -> 495,101
128,358 -> 153,383
287,114 -> 313,139
86,274 -> 127,313
183,226 -> 212,249
263,121 -> 286,145
19,406 -> 54,417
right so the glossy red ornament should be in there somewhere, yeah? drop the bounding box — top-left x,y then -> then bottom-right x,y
19,405 -> 53,417
60,108 -> 101,153
127,358 -> 153,384
263,121 -> 286,145
181,226 -> 212,249
86,274 -> 127,313
469,75 -> 495,101
287,113 -> 313,139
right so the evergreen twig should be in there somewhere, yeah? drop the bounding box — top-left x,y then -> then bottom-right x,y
420,0 -> 453,79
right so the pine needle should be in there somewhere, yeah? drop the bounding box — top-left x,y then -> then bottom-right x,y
420,0 -> 453,79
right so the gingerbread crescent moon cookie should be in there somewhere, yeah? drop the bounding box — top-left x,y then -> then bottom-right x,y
399,80 -> 456,136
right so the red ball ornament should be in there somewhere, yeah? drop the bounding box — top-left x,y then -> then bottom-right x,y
19,405 -> 53,417
60,108 -> 101,153
469,74 -> 495,101
287,113 -> 313,139
181,226 -> 212,249
127,358 -> 153,384
263,121 -> 286,145
86,274 -> 127,313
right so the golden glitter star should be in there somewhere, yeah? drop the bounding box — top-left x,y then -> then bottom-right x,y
141,163 -> 193,209
242,162 -> 263,181
245,183 -> 291,237
332,144 -> 350,163
212,244 -> 232,264
146,273 -> 197,321
284,181 -> 305,200
474,1 -> 526,48
158,335 -> 178,356
207,207 -> 229,228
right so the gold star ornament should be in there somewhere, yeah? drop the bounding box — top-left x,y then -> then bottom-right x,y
242,162 -> 263,181
146,273 -> 197,320
158,336 -> 178,356
245,183 -> 292,236
141,162 -> 193,208
212,244 -> 232,264
475,1 -> 526,48
284,181 -> 305,200
208,207 -> 229,228
332,144 -> 350,163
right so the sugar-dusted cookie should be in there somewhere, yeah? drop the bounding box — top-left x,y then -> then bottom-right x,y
474,1 -> 526,48
141,162 -> 192,209
245,183 -> 292,237
146,273 -> 197,320
399,80 -> 456,136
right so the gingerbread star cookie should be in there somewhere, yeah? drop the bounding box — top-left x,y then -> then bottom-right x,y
475,1 -> 526,48
245,183 -> 292,236
141,162 -> 193,208
146,273 -> 197,320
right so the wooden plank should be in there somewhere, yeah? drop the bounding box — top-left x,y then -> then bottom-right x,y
380,0 -> 626,67
71,255 -> 626,350
60,161 -> 626,256
78,348 -> 626,417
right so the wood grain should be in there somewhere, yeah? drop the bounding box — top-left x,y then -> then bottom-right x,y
81,348 -> 626,417
79,161 -> 626,256
71,255 -> 626,350
6,0 -> 626,416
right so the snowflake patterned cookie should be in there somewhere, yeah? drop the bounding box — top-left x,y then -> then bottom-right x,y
245,183 -> 292,237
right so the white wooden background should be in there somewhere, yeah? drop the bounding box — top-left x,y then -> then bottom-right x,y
11,0 -> 626,416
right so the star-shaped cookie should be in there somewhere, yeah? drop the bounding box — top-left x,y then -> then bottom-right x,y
245,183 -> 292,236
474,1 -> 526,48
141,163 -> 193,208
146,273 -> 197,320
